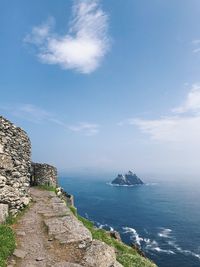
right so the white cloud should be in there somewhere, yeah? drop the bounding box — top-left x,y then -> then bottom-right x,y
69,122 -> 100,136
121,84 -> 200,143
132,116 -> 200,142
25,0 -> 110,74
172,84 -> 200,114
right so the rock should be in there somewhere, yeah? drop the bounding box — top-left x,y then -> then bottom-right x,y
13,249 -> 27,259
21,197 -> 30,206
0,154 -> 13,170
0,203 -> 8,223
111,171 -> 144,186
0,175 -> 6,188
109,230 -> 121,241
81,240 -> 123,267
36,257 -> 45,261
31,162 -> 57,187
16,231 -> 26,236
0,116 -> 31,214
53,263 -> 83,267
0,143 -> 4,153
56,187 -> 74,207
132,243 -> 146,258
57,191 -> 62,197
44,213 -> 92,245
113,262 -> 123,267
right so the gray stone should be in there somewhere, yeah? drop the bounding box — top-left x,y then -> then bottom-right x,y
16,231 -> 26,236
13,249 -> 27,259
0,116 -> 31,214
0,143 -> 4,153
44,214 -> 92,245
36,257 -> 45,261
0,203 -> 8,223
81,240 -> 123,267
31,162 -> 57,187
53,263 -> 83,267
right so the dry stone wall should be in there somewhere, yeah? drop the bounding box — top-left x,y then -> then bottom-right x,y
31,163 -> 58,187
0,116 -> 31,215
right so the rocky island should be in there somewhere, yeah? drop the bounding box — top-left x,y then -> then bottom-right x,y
111,171 -> 144,186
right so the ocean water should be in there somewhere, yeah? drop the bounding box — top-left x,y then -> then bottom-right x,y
59,177 -> 200,267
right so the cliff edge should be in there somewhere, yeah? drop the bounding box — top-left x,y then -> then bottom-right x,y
0,116 -> 156,267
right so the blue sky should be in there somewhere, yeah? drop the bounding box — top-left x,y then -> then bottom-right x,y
1,0 -> 200,177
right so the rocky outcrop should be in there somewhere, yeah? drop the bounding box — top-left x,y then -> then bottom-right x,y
31,162 -> 58,187
56,187 -> 74,207
111,171 -> 144,186
0,116 -> 31,215
109,230 -> 121,241
81,240 -> 122,267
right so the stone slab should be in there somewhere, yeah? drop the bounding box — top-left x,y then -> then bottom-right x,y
0,203 -> 8,223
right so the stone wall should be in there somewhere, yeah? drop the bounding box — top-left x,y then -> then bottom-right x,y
0,116 -> 31,215
31,163 -> 58,187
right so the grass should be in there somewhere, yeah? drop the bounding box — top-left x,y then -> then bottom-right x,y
36,185 -> 56,192
69,206 -> 78,216
5,204 -> 30,225
0,204 -> 31,267
0,225 -> 15,267
72,212 -> 156,267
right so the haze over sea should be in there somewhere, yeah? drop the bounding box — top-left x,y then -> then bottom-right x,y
60,175 -> 200,267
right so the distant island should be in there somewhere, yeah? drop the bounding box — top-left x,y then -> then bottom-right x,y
111,171 -> 144,186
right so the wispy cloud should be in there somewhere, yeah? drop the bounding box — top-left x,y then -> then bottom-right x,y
120,84 -> 200,143
172,84 -> 200,114
1,104 -> 100,136
1,104 -> 52,123
69,122 -> 100,136
192,39 -> 200,53
24,0 -> 110,74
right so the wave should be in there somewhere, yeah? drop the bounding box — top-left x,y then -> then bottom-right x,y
158,228 -> 172,238
122,226 -> 200,260
145,183 -> 158,186
106,182 -> 138,187
168,241 -> 200,260
96,222 -> 114,232
107,182 -> 158,187
122,227 -> 143,246
152,247 -> 175,254
143,238 -> 175,254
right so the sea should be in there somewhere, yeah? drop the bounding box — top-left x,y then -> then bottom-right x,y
59,176 -> 200,267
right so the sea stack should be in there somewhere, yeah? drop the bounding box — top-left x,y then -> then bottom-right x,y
111,171 -> 144,186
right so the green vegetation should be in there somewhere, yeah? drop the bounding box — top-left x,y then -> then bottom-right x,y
0,225 -> 15,267
74,213 -> 156,267
69,206 -> 78,216
36,185 -> 56,192
0,205 -> 30,267
6,205 -> 30,225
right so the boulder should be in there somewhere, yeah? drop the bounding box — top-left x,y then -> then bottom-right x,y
81,240 -> 123,267
109,230 -> 121,241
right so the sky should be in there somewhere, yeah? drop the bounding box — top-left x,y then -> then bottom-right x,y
1,0 -> 200,178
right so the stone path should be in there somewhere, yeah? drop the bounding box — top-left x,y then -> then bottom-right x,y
8,188 -> 122,267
